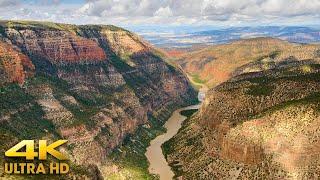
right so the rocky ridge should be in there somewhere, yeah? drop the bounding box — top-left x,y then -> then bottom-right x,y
176,37 -> 320,87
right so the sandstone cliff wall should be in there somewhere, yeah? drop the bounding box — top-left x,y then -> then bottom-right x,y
0,21 -> 197,178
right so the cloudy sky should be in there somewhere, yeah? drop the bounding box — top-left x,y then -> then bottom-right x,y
0,0 -> 320,28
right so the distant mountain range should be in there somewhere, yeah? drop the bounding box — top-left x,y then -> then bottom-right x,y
136,26 -> 320,48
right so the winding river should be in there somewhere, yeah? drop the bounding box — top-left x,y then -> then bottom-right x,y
145,88 -> 206,180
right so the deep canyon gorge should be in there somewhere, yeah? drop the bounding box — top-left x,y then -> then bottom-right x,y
0,20 -> 197,179
164,38 -> 320,179
0,20 -> 320,180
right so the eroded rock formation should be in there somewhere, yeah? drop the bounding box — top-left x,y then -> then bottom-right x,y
0,41 -> 34,85
0,21 -> 197,179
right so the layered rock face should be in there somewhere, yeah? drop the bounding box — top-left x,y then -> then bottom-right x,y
0,21 -> 197,178
5,29 -> 107,64
0,41 -> 34,85
165,61 -> 320,179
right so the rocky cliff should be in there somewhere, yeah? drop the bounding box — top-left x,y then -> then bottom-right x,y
164,58 -> 320,179
0,20 -> 197,179
0,41 -> 34,85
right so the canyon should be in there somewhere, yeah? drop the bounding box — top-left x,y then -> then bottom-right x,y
0,20 -> 197,179
1,20 -> 320,180
164,38 -> 320,179
145,86 -> 205,180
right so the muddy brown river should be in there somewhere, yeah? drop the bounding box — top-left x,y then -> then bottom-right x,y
145,89 -> 205,180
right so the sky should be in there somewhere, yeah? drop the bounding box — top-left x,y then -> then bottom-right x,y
0,0 -> 320,30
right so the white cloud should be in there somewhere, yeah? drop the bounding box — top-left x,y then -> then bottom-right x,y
154,6 -> 172,17
0,0 -> 19,7
80,0 -> 164,17
77,0 -> 320,25
0,0 -> 319,26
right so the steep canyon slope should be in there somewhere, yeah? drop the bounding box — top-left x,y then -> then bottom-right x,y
0,20 -> 197,179
177,37 -> 320,87
164,41 -> 320,179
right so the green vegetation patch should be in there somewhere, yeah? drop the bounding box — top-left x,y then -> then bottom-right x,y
246,72 -> 320,120
256,50 -> 281,61
0,25 -> 7,37
27,74 -> 101,129
0,83 -> 57,139
162,117 -> 205,178
109,54 -> 133,72
247,84 -> 274,96
3,20 -> 67,31
78,24 -> 128,32
315,49 -> 320,58
180,109 -> 198,118
244,64 -> 320,97
190,74 -> 207,84
0,20 -> 128,36
264,92 -> 320,116
168,161 -> 184,178
108,121 -> 165,179
269,50 -> 281,59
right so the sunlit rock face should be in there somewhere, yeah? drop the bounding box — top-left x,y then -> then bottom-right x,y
5,28 -> 107,64
0,41 -> 34,86
165,60 -> 320,179
0,21 -> 197,179
176,37 -> 320,88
